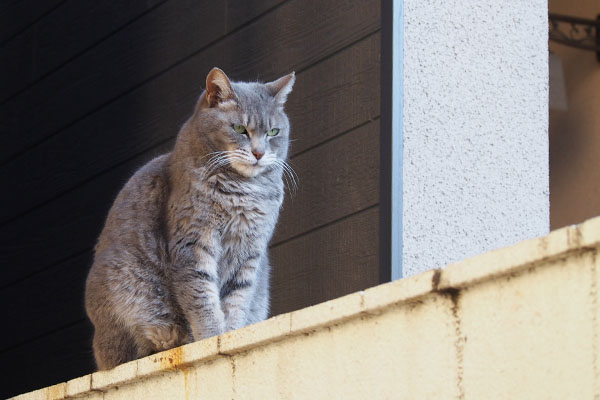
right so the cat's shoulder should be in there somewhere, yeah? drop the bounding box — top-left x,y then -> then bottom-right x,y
116,153 -> 172,202
98,153 -> 172,247
133,153 -> 171,179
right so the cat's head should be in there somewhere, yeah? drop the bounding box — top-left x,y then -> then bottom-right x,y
189,67 -> 295,178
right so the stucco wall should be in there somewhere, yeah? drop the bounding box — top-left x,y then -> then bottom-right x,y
402,0 -> 550,275
549,0 -> 600,229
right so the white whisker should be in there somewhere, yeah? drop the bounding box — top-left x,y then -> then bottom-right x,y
271,159 -> 298,196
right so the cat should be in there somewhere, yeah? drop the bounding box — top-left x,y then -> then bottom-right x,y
85,67 -> 295,370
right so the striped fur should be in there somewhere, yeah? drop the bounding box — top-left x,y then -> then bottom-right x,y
85,68 -> 295,370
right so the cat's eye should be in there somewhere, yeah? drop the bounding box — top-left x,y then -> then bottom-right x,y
233,124 -> 247,135
267,128 -> 280,137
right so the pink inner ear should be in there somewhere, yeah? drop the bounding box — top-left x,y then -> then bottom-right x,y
267,72 -> 295,104
207,80 -> 220,96
205,68 -> 236,106
206,84 -> 224,107
269,74 -> 291,93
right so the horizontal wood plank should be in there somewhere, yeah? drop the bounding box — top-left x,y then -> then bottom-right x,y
274,119 -> 380,244
0,0 -> 167,103
225,0 -> 285,29
0,0 -> 227,162
285,32 -> 381,156
0,0 -> 64,43
0,32 -> 380,224
0,252 -> 92,350
270,206 -> 380,316
0,142 -> 173,286
0,320 -> 95,399
0,0 -> 360,161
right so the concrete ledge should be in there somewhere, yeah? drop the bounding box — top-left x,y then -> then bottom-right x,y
11,216 -> 600,399
439,218 -> 600,290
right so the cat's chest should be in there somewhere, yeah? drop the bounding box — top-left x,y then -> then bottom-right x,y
199,174 -> 281,236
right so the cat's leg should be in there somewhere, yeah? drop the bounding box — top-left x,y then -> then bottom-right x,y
133,321 -> 188,354
170,234 -> 225,341
246,259 -> 270,325
92,316 -> 138,370
87,261 -> 181,367
119,292 -> 188,354
101,260 -> 188,354
221,250 -> 265,331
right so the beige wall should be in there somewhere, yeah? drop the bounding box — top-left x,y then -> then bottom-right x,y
549,0 -> 600,229
12,216 -> 600,399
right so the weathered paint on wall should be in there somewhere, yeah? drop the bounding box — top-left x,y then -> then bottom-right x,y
402,0 -> 550,275
12,216 -> 600,399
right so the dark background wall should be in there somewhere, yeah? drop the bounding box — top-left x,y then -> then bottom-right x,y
0,1 -> 381,397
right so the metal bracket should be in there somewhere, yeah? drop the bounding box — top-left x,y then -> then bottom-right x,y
549,13 -> 600,62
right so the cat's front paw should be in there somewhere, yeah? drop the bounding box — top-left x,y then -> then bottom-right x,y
142,324 -> 185,351
224,315 -> 247,333
191,321 -> 225,341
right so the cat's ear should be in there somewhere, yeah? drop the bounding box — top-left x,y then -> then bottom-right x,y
266,72 -> 295,105
204,67 -> 237,108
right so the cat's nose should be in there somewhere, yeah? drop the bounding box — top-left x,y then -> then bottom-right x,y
252,150 -> 264,160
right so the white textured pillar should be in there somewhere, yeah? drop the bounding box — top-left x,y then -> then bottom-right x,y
401,0 -> 549,275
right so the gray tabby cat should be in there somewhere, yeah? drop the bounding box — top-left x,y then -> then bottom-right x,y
85,68 -> 295,370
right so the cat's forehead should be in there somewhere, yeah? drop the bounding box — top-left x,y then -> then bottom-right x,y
231,81 -> 281,127
232,82 -> 274,107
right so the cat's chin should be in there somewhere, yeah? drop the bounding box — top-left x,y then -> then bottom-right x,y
231,161 -> 265,178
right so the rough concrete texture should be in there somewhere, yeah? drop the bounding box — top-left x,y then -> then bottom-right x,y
402,0 -> 550,275
460,253 -> 597,398
11,216 -> 600,400
234,295 -> 458,399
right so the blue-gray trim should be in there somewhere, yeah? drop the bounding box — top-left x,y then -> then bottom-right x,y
380,0 -> 403,282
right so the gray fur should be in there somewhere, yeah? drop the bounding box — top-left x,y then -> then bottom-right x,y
85,68 -> 295,370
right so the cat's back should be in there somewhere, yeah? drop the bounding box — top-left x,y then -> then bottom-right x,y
86,153 -> 174,334
94,153 -> 172,257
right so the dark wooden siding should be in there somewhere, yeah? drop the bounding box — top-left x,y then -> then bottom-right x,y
0,1 -> 381,397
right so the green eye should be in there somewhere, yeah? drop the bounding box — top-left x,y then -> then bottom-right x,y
233,124 -> 247,134
267,128 -> 280,137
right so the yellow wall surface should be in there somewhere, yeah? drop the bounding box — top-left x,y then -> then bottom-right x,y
549,0 -> 600,229
11,216 -> 600,399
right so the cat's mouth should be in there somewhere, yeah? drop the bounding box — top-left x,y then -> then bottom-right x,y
230,160 -> 266,178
